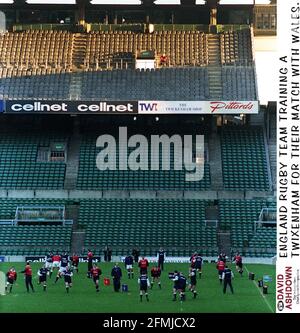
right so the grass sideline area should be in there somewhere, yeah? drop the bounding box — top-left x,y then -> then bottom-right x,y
0,262 -> 275,313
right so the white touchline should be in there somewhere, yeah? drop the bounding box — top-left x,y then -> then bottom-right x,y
244,265 -> 274,313
0,271 -> 6,296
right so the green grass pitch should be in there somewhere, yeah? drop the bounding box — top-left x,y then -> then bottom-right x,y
0,262 -> 275,313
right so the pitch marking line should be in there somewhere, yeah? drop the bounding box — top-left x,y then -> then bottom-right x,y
244,265 -> 274,313
0,271 -> 6,296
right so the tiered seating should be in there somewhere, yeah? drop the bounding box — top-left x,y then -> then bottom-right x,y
219,199 -> 276,257
0,198 -> 73,255
220,127 -> 270,191
0,198 -> 70,220
79,199 -> 218,256
0,70 -> 72,99
0,67 -> 210,101
0,131 -> 66,189
220,29 -> 253,65
0,30 -> 73,69
85,30 -> 208,69
0,225 -> 72,251
77,133 -> 211,191
248,227 -> 276,254
221,66 -> 257,100
80,67 -> 210,100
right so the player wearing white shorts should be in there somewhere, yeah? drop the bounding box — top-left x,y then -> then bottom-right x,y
55,253 -> 69,283
45,252 -> 53,278
124,255 -> 134,279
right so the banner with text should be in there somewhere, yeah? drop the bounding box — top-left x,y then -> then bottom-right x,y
138,101 -> 259,114
25,256 -> 102,263
3,100 -> 259,114
277,0 -> 300,314
5,100 -> 138,114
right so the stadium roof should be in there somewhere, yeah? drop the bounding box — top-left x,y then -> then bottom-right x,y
0,0 -> 273,5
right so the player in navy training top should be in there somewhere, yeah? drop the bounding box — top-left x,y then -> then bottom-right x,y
189,267 -> 197,298
63,266 -> 73,293
55,252 -> 69,283
172,271 -> 187,301
157,248 -> 166,271
38,265 -> 48,291
138,273 -> 150,302
124,255 -> 134,279
194,253 -> 203,278
222,266 -> 234,294
111,263 -> 122,292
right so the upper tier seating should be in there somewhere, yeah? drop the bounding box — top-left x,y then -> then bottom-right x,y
0,30 -> 73,69
86,30 -> 209,69
220,29 -> 253,65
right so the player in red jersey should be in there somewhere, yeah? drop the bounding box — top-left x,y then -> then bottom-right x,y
233,252 -> 243,276
52,253 -> 61,278
216,260 -> 226,284
71,253 -> 79,273
138,256 -> 149,274
150,266 -> 161,289
20,262 -> 35,292
5,267 -> 17,293
90,263 -> 102,292
87,249 -> 93,278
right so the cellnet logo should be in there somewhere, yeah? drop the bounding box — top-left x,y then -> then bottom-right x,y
96,127 -> 205,182
77,102 -> 134,113
6,101 -> 137,114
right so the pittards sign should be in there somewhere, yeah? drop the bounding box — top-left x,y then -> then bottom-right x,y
209,101 -> 257,114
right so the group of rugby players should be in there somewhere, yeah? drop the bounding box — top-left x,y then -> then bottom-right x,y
5,252 -> 79,294
4,249 -> 243,299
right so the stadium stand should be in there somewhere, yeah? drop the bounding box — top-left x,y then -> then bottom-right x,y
85,30 -> 209,69
80,67 -> 210,101
0,225 -> 72,254
0,198 -> 73,255
0,70 -> 72,100
0,3 -> 275,262
221,66 -> 257,100
220,126 -> 270,191
0,27 -> 257,101
219,199 -> 276,257
79,198 -> 218,257
0,30 -> 73,69
76,132 -> 211,191
220,29 -> 253,65
0,130 -> 67,189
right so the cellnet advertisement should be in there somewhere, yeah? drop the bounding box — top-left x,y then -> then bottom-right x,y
4,100 -> 259,114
